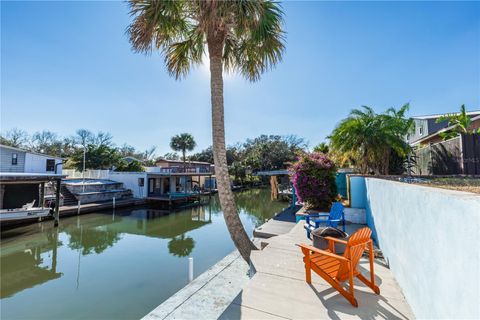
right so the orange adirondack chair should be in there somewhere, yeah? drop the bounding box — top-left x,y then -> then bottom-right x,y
297,227 -> 380,307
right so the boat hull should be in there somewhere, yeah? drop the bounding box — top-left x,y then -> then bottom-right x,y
0,208 -> 51,223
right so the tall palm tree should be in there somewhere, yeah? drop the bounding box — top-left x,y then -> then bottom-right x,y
128,0 -> 285,261
170,133 -> 197,166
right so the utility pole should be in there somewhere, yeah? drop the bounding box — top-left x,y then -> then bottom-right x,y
82,145 -> 86,193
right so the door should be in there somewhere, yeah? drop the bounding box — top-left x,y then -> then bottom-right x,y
148,178 -> 155,195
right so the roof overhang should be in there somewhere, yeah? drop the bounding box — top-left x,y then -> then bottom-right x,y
0,173 -> 66,183
254,170 -> 290,176
146,172 -> 214,177
412,111 -> 480,120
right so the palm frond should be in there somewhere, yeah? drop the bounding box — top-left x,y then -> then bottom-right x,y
128,0 -> 285,82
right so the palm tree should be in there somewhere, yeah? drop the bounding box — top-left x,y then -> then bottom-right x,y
436,105 -> 480,140
329,104 -> 413,175
170,133 -> 197,167
127,0 -> 285,261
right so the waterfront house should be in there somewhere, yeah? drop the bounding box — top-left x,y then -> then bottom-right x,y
102,160 -> 216,205
0,144 -> 63,224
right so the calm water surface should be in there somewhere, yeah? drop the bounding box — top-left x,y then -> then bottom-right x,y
0,188 -> 286,320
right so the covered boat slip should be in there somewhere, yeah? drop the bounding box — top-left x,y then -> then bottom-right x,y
145,172 -> 215,205
0,173 -> 65,226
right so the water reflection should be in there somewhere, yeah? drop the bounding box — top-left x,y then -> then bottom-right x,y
1,227 -> 62,298
0,189 -> 287,319
66,224 -> 122,255
168,235 -> 195,257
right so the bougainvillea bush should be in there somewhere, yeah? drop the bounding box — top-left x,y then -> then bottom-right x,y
289,152 -> 337,210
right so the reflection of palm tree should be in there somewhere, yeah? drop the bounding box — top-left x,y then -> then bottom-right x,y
209,189 -> 286,227
168,234 -> 195,257
67,227 -> 122,255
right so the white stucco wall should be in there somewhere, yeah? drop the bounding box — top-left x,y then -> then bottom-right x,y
24,153 -> 62,173
108,172 -> 147,198
364,178 -> 480,319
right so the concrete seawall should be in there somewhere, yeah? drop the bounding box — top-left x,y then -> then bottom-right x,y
362,177 -> 480,319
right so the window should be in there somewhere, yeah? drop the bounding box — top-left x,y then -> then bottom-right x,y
419,126 -> 423,136
46,159 -> 55,172
11,153 -> 18,165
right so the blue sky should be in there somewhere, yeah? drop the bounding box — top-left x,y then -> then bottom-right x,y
1,1 -> 479,155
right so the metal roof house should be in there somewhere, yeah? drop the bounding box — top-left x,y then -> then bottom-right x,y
407,111 -> 480,146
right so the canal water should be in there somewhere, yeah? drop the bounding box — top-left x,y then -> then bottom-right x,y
1,188 -> 286,320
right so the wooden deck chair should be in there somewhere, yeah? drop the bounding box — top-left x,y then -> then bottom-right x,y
297,227 -> 380,307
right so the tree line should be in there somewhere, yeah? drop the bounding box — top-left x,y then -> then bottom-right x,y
0,129 -> 157,171
190,134 -> 307,184
0,128 -> 308,177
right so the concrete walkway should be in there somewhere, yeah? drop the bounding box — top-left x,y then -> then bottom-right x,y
220,222 -> 415,319
142,250 -> 250,320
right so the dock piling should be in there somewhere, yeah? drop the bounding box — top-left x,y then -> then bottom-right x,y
113,197 -> 116,209
188,257 -> 194,282
77,200 -> 81,215
54,179 -> 61,227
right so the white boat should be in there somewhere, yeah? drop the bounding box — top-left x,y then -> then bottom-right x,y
0,200 -> 51,223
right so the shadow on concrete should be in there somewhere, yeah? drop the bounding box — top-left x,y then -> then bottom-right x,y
272,205 -> 301,222
308,283 -> 411,320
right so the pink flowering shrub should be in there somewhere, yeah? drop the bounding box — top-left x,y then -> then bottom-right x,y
289,152 -> 337,210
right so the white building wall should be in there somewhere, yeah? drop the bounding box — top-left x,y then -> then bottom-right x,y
108,172 -> 147,198
24,153 -> 62,173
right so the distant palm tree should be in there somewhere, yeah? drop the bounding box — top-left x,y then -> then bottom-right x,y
128,0 -> 285,262
329,104 -> 413,175
170,133 -> 197,167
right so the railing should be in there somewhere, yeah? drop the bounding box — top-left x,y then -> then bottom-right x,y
62,169 -> 110,179
159,166 -> 213,174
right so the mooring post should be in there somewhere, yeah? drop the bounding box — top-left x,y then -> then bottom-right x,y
188,257 -> 194,282
54,179 -> 61,227
77,200 -> 81,215
113,197 -> 116,209
40,182 -> 45,209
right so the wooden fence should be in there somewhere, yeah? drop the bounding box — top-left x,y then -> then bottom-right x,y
413,133 -> 480,175
462,133 -> 480,174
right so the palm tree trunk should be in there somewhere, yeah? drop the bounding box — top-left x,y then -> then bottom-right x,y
208,38 -> 257,262
182,149 -> 186,171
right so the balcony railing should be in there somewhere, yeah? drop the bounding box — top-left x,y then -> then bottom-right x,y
159,166 -> 214,174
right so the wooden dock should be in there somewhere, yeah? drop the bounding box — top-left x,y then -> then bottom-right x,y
253,205 -> 300,239
59,198 -> 146,217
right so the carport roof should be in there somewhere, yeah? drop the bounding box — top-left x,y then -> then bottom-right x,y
0,172 -> 65,182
